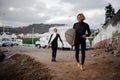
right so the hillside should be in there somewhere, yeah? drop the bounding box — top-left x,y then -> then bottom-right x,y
0,23 -> 65,34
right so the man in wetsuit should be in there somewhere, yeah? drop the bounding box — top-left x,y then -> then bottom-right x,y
73,13 -> 91,70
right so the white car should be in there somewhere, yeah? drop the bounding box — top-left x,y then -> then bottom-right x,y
0,38 -> 13,47
35,40 -> 41,48
35,32 -> 49,48
11,38 -> 19,46
35,40 -> 47,48
17,39 -> 23,45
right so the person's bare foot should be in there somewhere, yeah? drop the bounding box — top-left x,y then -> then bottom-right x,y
77,63 -> 80,67
80,65 -> 84,71
77,63 -> 85,71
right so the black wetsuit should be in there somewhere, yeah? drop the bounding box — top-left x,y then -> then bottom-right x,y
73,21 -> 91,65
48,33 -> 63,61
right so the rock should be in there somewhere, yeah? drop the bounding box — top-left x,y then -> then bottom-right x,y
113,50 -> 119,55
91,62 -> 98,65
109,51 -> 114,54
106,33 -> 120,55
0,51 -> 6,62
91,54 -> 96,57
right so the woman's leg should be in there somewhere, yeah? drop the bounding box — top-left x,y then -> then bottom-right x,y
52,46 -> 55,61
54,46 -> 57,60
51,45 -> 57,62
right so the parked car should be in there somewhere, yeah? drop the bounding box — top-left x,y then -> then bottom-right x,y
35,32 -> 49,48
35,40 -> 41,48
17,39 -> 23,45
0,38 -> 13,47
11,38 -> 19,46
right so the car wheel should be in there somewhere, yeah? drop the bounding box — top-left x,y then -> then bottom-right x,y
11,44 -> 13,47
42,45 -> 46,48
37,44 -> 41,48
2,44 -> 6,47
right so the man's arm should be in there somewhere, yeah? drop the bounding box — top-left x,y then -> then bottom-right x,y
86,24 -> 91,37
73,23 -> 76,29
58,34 -> 63,45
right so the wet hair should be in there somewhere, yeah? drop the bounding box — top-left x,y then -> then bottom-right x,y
54,28 -> 57,30
77,13 -> 85,20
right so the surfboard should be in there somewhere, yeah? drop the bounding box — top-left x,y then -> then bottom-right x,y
65,28 -> 75,46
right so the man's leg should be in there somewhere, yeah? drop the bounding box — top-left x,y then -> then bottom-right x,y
75,43 -> 80,67
81,49 -> 85,65
80,41 -> 86,70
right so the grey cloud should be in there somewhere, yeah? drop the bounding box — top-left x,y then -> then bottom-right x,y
0,0 -> 49,26
62,0 -> 107,9
0,0 -> 119,28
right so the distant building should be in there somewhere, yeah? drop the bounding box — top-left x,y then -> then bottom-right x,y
18,33 -> 24,37
18,33 -> 40,38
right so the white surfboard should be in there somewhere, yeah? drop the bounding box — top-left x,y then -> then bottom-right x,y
65,28 -> 75,46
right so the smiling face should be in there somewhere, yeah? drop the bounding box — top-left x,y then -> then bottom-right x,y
77,13 -> 85,22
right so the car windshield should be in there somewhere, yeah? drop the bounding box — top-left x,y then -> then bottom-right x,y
2,38 -> 10,41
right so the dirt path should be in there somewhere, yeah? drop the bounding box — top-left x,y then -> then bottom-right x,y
0,46 -> 120,80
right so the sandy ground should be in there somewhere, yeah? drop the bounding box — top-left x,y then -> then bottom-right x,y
0,46 -> 120,80
0,54 -> 52,80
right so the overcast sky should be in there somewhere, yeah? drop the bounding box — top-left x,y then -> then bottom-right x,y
0,0 -> 120,29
